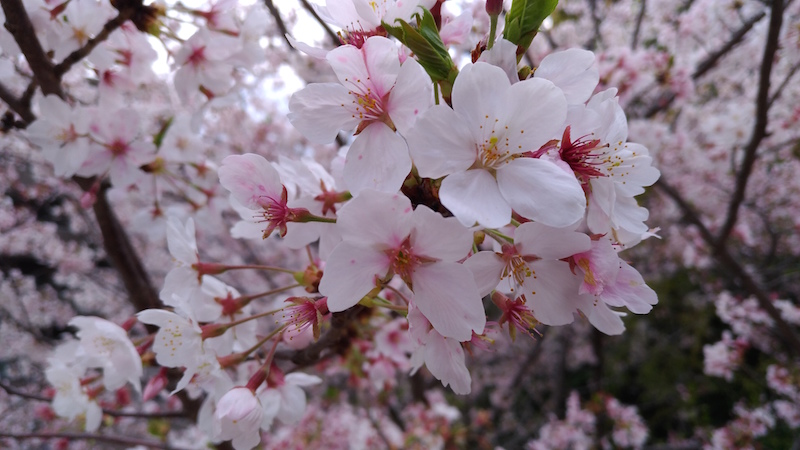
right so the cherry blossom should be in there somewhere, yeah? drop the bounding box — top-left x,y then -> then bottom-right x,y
288,36 -> 432,194
407,62 -> 585,228
319,190 -> 485,341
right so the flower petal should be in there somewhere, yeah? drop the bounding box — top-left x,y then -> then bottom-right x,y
440,169 -> 511,228
344,123 -> 411,195
319,242 -> 389,312
497,158 -> 585,227
412,262 -> 485,341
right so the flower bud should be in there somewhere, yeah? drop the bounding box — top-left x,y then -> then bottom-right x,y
486,0 -> 503,16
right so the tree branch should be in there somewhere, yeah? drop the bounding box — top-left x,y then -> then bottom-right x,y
264,0 -> 294,50
631,0 -> 647,50
715,0 -> 783,247
0,81 -> 35,123
298,0 -> 341,47
73,178 -> 161,312
0,381 -> 188,419
655,178 -> 800,359
0,0 -> 63,97
53,7 -> 136,77
0,432 -> 188,450
641,10 -> 766,118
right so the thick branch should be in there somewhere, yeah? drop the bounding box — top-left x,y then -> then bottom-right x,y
656,178 -> 800,359
73,178 -> 160,312
0,81 -> 35,123
0,0 -> 63,97
715,0 -> 783,246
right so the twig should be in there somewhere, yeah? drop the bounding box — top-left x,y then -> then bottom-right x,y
631,0 -> 646,50
0,432 -> 188,450
768,60 -> 800,107
298,0 -> 340,46
641,10 -> 766,118
691,11 -> 766,79
0,382 -> 189,419
715,0 -> 783,247
264,0 -> 294,49
53,7 -> 136,77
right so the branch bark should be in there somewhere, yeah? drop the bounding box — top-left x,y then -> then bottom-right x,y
715,0 -> 783,247
0,0 -> 63,97
656,178 -> 800,359
0,432 -> 188,450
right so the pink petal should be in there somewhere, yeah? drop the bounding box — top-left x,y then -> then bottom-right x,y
319,242 -> 390,312
412,262 -> 485,341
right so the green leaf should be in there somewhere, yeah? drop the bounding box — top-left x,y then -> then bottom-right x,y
382,8 -> 456,84
503,0 -> 559,52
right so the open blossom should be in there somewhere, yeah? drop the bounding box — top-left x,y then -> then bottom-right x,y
173,28 -> 239,102
319,190 -> 485,341
407,62 -> 585,228
77,107 -> 155,187
68,316 -> 143,393
45,341 -> 103,432
26,95 -> 91,178
288,36 -> 431,194
218,153 -> 308,239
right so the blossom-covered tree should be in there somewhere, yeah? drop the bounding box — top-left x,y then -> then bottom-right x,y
0,0 -> 798,449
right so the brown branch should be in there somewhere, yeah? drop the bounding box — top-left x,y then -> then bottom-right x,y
641,10 -> 766,118
631,0 -> 647,50
768,60 -> 800,107
0,381 -> 188,419
0,81 -> 35,123
298,0 -> 341,47
73,177 -> 161,312
655,178 -> 800,359
0,0 -> 63,97
715,0 -> 783,247
264,0 -> 294,50
691,11 -> 766,79
0,432 -> 188,450
53,7 -> 136,77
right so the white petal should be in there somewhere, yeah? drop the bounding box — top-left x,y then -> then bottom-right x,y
277,384 -> 307,424
412,262 -> 485,341
336,189 -> 414,247
580,299 -> 626,335
478,38 -> 519,84
327,37 -> 399,98
500,77 -> 567,153
535,49 -> 599,105
423,331 -> 472,395
497,158 -> 585,227
452,62 -> 510,131
440,169 -> 511,228
288,83 -> 358,143
523,260 -> 582,326
406,105 -> 476,179
410,205 -> 473,262
515,222 -> 591,260
166,216 -> 198,264
463,251 -> 504,297
319,242 -> 389,312
218,154 -> 283,209
387,57 -> 432,135
344,123 -> 411,195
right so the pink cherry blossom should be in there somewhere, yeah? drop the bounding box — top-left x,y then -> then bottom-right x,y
319,190 -> 485,341
288,36 -> 432,194
407,62 -> 585,228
